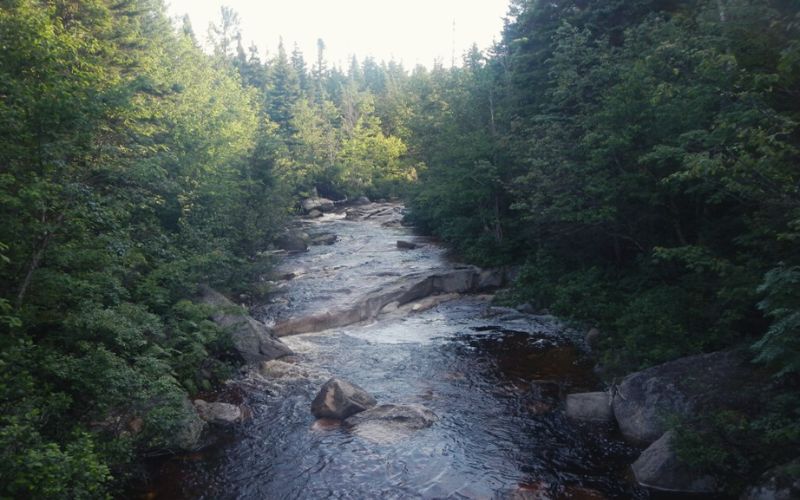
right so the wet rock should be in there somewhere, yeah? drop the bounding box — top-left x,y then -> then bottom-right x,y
344,404 -> 438,442
199,286 -> 293,363
307,209 -> 323,218
273,266 -> 507,336
613,350 -> 767,444
310,418 -> 342,431
380,301 -> 400,314
311,378 -> 377,420
397,240 -> 418,249
408,293 -> 460,313
194,399 -> 242,425
741,459 -> 800,500
310,233 -> 337,245
274,233 -> 308,253
353,195 -> 371,205
565,392 -> 614,423
259,360 -> 322,381
631,431 -> 718,493
301,197 -> 335,213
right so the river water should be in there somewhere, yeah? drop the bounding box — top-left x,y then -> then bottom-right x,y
147,205 -> 645,499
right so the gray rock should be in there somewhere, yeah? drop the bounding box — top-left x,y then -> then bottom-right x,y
397,240 -> 418,249
632,431 -> 718,493
475,268 -> 504,290
301,197 -> 335,213
353,196 -> 371,205
275,233 -> 308,253
194,399 -> 242,425
613,350 -> 765,444
741,459 -> 800,500
307,209 -> 323,218
174,397 -> 206,451
344,404 -> 438,442
565,392 -> 614,423
310,233 -> 337,245
199,286 -> 293,363
311,378 -> 377,419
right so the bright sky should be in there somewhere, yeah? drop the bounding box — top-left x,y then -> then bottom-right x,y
165,0 -> 511,69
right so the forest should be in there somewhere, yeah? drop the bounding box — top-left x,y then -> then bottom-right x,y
0,0 -> 798,497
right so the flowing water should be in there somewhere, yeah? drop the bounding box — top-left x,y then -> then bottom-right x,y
146,205 -> 645,500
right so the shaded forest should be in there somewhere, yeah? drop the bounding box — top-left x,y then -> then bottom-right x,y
1,0 -> 798,497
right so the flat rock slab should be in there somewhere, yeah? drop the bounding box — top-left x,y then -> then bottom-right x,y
311,378 -> 377,419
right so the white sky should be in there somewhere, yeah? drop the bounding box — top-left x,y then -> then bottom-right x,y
165,0 -> 511,69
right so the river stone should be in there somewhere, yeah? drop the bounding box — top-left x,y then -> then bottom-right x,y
311,378 -> 377,419
565,392 -> 614,423
631,431 -> 718,493
475,268 -> 504,290
199,286 -> 293,363
353,196 -> 371,205
397,240 -> 417,249
194,399 -> 242,425
275,233 -> 308,253
307,209 -> 323,218
741,459 -> 800,500
344,404 -> 438,443
301,197 -> 335,213
613,350 -> 766,444
310,233 -> 337,245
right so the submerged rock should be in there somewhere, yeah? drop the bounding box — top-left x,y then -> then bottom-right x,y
397,240 -> 418,249
344,404 -> 438,443
199,286 -> 293,363
310,233 -> 337,245
565,392 -> 614,423
631,431 -> 717,493
311,378 -> 377,420
194,399 -> 242,425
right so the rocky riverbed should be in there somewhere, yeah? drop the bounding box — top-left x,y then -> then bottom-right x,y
145,203 -> 648,499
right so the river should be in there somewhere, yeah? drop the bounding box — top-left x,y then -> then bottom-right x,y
146,203 -> 645,499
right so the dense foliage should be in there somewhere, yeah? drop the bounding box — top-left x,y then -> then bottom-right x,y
402,0 -> 800,489
0,1 -> 415,496
3,0 -> 799,495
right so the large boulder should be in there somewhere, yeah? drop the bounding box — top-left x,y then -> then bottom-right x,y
565,392 -> 614,423
344,404 -> 438,443
631,431 -> 718,493
194,399 -> 242,425
613,350 -> 768,444
199,286 -> 293,363
741,459 -> 800,500
311,378 -> 377,419
301,197 -> 335,213
275,233 -> 308,253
